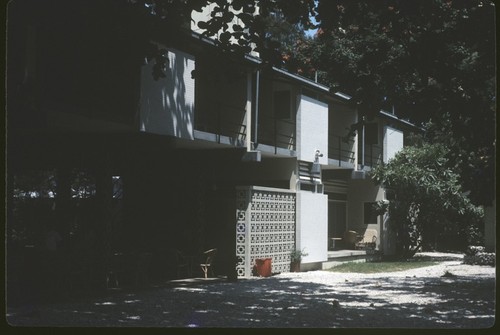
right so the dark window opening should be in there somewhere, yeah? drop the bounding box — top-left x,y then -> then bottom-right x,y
274,90 -> 291,119
364,123 -> 379,145
364,202 -> 378,225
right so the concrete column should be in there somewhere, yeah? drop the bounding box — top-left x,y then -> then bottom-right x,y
245,70 -> 253,151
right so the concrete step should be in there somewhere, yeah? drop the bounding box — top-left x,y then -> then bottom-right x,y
321,250 -> 370,270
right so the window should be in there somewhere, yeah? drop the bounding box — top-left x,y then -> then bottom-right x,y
364,202 -> 378,225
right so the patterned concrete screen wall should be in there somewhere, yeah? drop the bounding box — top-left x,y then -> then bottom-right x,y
236,186 -> 296,277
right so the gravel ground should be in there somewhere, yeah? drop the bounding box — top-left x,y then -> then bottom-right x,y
6,252 -> 496,329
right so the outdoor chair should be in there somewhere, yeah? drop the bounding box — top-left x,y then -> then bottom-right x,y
343,230 -> 361,249
200,248 -> 217,279
355,229 -> 378,250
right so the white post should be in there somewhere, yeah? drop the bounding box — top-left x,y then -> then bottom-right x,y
354,115 -> 359,170
246,70 -> 253,151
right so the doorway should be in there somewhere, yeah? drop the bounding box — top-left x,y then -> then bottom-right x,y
328,200 -> 347,250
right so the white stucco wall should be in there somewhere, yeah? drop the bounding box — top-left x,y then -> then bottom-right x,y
383,126 -> 404,163
296,191 -> 328,263
347,179 -> 384,229
139,47 -> 195,139
297,95 -> 328,163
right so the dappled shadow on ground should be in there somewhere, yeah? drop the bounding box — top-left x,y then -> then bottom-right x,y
6,268 -> 495,328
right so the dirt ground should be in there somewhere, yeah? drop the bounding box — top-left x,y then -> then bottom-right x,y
5,252 -> 496,329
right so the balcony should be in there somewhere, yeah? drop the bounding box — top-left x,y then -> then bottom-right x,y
359,143 -> 382,170
194,100 -> 247,147
328,134 -> 355,168
255,116 -> 296,156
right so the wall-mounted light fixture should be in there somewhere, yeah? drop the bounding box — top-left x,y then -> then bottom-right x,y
310,149 -> 323,174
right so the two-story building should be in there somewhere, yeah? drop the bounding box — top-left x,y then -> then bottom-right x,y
6,0 -> 420,284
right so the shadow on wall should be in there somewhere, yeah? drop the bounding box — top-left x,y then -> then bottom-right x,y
140,48 -> 195,139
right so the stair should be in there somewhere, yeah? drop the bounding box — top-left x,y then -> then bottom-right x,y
321,250 -> 369,270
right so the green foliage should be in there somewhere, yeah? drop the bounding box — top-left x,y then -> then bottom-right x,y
371,143 -> 484,259
192,0 -> 316,64
418,114 -> 495,206
290,248 -> 308,262
283,0 -> 495,206
464,246 -> 495,266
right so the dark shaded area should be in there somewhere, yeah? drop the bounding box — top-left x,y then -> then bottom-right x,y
6,0 -> 142,129
6,269 -> 495,328
6,130 -> 247,309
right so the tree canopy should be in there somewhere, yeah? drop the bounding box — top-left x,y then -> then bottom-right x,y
278,0 -> 495,206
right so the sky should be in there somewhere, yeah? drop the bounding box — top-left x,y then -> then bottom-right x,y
305,15 -> 318,37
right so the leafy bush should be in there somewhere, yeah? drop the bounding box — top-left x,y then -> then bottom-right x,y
465,245 -> 485,256
463,245 -> 495,266
290,248 -> 308,262
371,143 -> 484,259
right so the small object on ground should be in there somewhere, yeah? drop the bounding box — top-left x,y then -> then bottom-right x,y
442,270 -> 456,278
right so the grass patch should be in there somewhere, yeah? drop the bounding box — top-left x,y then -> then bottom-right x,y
328,260 -> 439,273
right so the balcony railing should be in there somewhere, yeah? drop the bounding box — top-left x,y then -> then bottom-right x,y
256,116 -> 296,152
328,134 -> 355,166
194,101 -> 247,144
360,144 -> 382,169
327,134 -> 382,169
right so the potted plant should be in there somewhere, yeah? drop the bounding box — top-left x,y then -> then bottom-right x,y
290,248 -> 308,272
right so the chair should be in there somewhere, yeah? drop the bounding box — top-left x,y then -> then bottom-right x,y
200,248 -> 217,279
355,229 -> 378,250
343,230 -> 361,249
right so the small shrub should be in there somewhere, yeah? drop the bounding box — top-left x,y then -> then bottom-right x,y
290,249 -> 308,263
442,270 -> 456,277
465,245 -> 485,256
463,246 -> 495,266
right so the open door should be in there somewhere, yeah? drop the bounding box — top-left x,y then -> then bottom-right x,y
328,200 -> 347,250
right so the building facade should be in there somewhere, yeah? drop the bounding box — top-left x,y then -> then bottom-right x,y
6,0 -> 420,286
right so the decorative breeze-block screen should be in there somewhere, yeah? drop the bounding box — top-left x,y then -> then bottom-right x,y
236,186 -> 296,277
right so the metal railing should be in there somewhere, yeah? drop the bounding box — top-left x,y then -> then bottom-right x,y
327,134 -> 382,169
328,134 -> 355,166
256,116 -> 296,152
361,144 -> 382,169
194,101 -> 247,144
